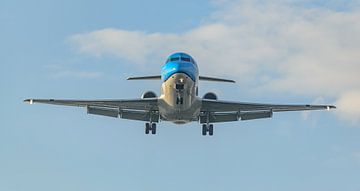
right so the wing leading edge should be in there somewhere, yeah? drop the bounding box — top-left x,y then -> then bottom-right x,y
200,99 -> 335,123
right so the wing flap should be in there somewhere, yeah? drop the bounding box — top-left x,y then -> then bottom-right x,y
240,111 -> 272,120
121,110 -> 159,122
87,106 -> 119,118
200,112 -> 239,123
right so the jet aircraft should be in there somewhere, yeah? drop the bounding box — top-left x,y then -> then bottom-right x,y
25,52 -> 336,136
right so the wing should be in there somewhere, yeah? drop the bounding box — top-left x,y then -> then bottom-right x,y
200,99 -> 335,123
24,98 -> 159,122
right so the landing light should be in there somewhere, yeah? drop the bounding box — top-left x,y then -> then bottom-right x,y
30,99 -> 33,104
327,106 -> 330,111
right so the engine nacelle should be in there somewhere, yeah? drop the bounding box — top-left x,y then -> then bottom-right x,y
202,92 -> 218,100
141,91 -> 157,99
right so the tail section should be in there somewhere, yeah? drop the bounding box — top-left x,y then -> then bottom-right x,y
127,75 -> 161,80
199,76 -> 235,83
127,75 -> 235,83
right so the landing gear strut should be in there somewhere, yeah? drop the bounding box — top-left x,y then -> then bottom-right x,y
145,122 -> 157,135
202,124 -> 214,136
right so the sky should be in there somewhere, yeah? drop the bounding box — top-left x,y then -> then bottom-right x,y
1,0 -> 360,190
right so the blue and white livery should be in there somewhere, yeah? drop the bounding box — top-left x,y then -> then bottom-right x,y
25,52 -> 335,136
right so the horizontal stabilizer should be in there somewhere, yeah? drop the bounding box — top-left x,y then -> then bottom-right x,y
199,76 -> 235,83
127,75 -> 161,80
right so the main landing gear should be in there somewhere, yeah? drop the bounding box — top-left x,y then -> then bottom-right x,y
145,122 -> 157,135
202,124 -> 214,136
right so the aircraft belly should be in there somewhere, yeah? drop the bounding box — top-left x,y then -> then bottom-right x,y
158,73 -> 201,123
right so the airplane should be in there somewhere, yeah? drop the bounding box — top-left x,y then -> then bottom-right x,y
24,52 -> 336,136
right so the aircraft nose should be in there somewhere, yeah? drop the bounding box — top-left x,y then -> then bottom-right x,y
161,61 -> 198,82
171,62 -> 182,71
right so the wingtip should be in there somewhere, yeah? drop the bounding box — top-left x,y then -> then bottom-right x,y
24,99 -> 33,104
327,105 -> 336,110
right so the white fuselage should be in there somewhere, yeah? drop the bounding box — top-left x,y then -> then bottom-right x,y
158,73 -> 201,124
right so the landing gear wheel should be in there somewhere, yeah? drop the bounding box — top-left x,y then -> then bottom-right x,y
202,124 -> 207,136
151,123 -> 157,134
201,124 -> 214,136
145,122 -> 157,135
145,123 -> 150,134
209,124 -> 214,136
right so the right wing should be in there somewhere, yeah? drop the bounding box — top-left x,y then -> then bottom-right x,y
24,98 -> 159,122
200,99 -> 335,123
201,99 -> 335,112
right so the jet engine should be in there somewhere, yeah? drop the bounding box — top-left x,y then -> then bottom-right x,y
202,92 -> 217,100
141,91 -> 157,99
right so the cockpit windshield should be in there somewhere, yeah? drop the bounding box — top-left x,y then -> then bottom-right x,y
181,57 -> 191,62
166,53 -> 196,65
167,57 -> 192,63
170,57 -> 180,62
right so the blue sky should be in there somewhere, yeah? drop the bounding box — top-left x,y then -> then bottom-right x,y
1,0 -> 360,191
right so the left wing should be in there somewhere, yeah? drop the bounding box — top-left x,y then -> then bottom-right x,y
24,98 -> 159,122
200,99 -> 335,123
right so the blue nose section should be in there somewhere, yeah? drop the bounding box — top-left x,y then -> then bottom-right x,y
161,61 -> 198,82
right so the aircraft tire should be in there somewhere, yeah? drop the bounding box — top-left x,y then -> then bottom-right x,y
209,124 -> 214,136
145,123 -> 150,134
202,124 -> 207,136
151,123 -> 156,134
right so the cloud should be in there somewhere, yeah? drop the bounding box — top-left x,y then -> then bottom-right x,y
44,64 -> 103,79
52,71 -> 102,79
69,30 -> 182,66
335,91 -> 360,124
69,0 -> 360,124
